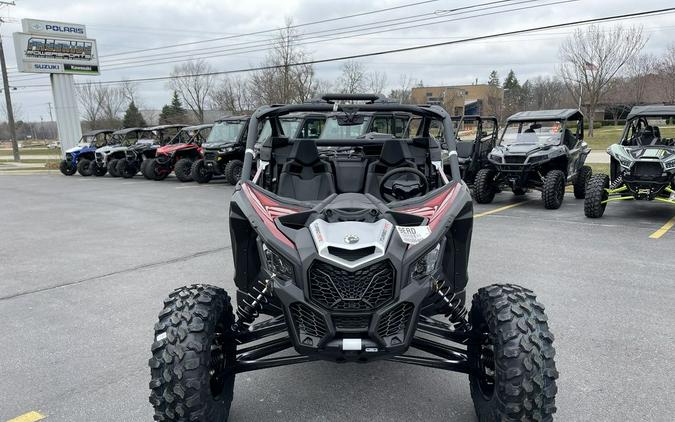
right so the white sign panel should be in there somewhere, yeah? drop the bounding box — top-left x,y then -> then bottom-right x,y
22,19 -> 87,39
13,32 -> 99,75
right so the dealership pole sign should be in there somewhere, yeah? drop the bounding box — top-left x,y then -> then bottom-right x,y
13,19 -> 99,75
12,19 -> 98,156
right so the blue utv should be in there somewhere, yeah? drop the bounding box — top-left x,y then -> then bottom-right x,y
59,129 -> 114,176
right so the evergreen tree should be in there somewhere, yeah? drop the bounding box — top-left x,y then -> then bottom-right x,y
123,101 -> 146,128
503,69 -> 521,90
159,91 -> 188,124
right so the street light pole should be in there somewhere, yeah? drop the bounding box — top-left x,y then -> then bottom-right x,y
0,36 -> 19,161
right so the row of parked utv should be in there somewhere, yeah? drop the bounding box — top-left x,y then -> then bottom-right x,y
58,117 -> 250,185
59,104 -> 675,218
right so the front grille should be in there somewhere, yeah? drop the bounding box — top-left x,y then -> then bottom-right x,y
309,260 -> 395,311
377,302 -> 414,338
327,246 -> 376,262
504,155 -> 526,164
204,152 -> 217,161
333,315 -> 371,330
289,303 -> 327,339
631,162 -> 663,178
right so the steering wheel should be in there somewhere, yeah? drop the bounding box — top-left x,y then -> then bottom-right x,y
379,167 -> 429,202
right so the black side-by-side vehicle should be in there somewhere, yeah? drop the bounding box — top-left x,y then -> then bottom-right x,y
148,94 -> 559,422
474,109 -> 592,209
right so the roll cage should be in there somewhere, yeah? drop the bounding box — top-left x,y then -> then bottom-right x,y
241,94 -> 461,183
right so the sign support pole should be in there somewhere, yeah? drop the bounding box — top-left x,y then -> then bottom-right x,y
50,73 -> 82,157
0,37 -> 19,162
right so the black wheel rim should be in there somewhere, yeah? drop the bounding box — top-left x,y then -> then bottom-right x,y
233,165 -> 242,181
476,332 -> 496,399
209,320 -> 230,398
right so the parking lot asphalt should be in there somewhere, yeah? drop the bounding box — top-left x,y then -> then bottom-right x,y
1,174 -> 673,422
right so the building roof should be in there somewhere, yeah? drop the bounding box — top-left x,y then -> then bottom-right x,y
507,109 -> 583,122
627,105 -> 675,119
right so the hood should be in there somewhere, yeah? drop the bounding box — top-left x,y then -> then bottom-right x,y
66,145 -> 85,153
626,146 -> 675,161
157,143 -> 195,154
497,143 -> 551,155
203,141 -> 236,150
96,145 -> 126,154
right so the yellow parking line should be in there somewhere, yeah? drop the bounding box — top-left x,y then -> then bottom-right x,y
475,200 -> 530,219
6,411 -> 45,422
649,215 -> 675,239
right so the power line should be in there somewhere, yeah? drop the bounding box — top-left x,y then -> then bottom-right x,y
100,0 -> 444,59
8,0 -> 557,78
11,6 -> 675,92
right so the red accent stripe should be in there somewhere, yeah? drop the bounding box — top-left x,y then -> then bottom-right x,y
398,183 -> 461,229
241,184 -> 300,248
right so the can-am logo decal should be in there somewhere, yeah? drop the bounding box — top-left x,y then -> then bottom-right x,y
344,234 -> 359,244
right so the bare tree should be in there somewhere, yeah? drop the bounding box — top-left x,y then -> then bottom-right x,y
558,25 -> 647,136
525,76 -> 569,110
100,86 -> 126,122
388,74 -> 416,103
169,59 -> 216,122
210,76 -> 253,114
337,61 -> 367,94
249,20 -> 319,105
120,80 -> 139,104
366,71 -> 388,95
76,82 -> 105,127
624,53 -> 657,106
659,44 -> 675,104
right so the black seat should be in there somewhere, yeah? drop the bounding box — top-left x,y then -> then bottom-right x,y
364,139 -> 415,199
640,126 -> 656,146
276,140 -> 336,201
455,141 -> 474,162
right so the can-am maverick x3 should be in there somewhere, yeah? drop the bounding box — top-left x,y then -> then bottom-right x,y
585,105 -> 675,217
148,94 -> 558,422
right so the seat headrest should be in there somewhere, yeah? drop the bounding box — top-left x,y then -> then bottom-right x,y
379,139 -> 411,166
289,139 -> 320,166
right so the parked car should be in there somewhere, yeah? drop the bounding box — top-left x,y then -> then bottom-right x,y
585,105 -> 675,217
116,124 -> 186,179
58,130 -> 113,176
474,109 -> 592,209
91,128 -> 145,177
147,124 -> 212,181
148,94 -> 558,422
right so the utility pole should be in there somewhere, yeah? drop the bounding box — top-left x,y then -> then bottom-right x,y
0,35 -> 18,161
0,3 -> 18,161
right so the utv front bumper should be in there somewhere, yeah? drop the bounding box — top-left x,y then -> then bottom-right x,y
262,253 -> 436,362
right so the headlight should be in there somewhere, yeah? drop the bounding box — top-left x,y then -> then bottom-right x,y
220,147 -> 234,153
410,244 -> 441,282
488,153 -> 501,162
261,244 -> 294,281
527,154 -> 548,164
618,158 -> 633,168
665,159 -> 675,170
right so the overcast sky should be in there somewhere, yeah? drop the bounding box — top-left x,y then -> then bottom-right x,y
2,0 -> 675,121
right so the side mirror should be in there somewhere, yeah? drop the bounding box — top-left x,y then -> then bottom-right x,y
336,114 -> 365,126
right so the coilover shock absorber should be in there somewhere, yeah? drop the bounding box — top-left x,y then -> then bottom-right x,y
432,278 -> 470,331
609,175 -> 624,190
232,277 -> 274,332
